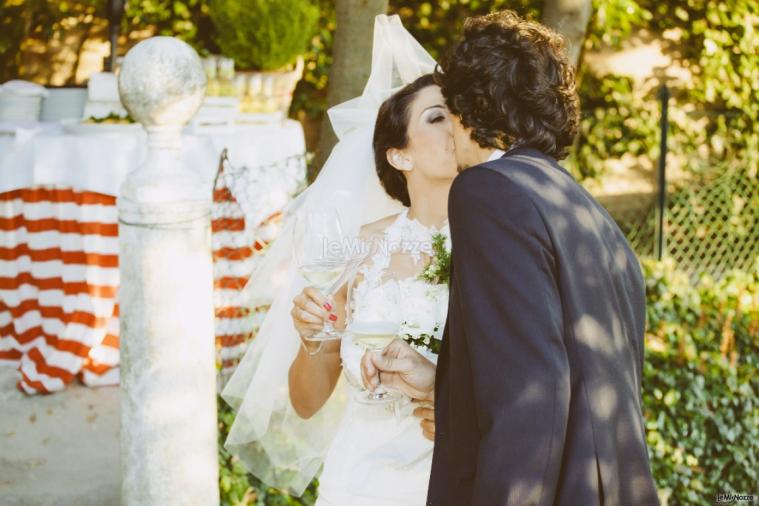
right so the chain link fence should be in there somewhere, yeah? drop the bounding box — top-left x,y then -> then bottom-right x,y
211,150 -> 307,384
604,169 -> 758,281
599,88 -> 758,282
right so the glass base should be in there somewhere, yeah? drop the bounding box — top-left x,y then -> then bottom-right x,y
304,329 -> 342,342
354,388 -> 402,405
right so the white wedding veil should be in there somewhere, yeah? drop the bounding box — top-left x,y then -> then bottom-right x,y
221,14 -> 437,496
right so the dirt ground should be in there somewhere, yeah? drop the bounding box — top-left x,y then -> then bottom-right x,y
0,366 -> 120,505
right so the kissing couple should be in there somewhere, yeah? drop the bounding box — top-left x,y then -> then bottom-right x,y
222,11 -> 659,506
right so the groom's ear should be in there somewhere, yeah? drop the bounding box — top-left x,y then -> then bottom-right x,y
387,149 -> 413,172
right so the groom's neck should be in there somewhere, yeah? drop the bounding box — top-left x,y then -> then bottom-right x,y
475,145 -> 499,165
461,146 -> 499,170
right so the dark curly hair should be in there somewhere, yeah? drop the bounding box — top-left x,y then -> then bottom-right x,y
373,74 -> 436,206
434,10 -> 579,159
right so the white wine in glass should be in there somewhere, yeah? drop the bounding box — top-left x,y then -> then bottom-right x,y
293,209 -> 347,341
350,321 -> 399,350
298,262 -> 346,292
350,319 -> 402,404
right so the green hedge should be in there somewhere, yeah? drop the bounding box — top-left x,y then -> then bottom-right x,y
641,258 -> 758,504
219,258 -> 758,505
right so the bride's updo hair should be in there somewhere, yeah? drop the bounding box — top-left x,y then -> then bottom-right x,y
373,73 -> 435,206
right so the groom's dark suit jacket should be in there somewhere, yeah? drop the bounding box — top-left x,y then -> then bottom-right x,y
428,148 -> 659,506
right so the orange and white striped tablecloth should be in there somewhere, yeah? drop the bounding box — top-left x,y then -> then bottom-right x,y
0,188 -> 120,394
211,185 -> 279,376
1,179 -> 296,394
1,122 -> 306,394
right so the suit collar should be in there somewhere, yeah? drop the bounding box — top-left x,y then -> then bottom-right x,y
495,146 -> 574,179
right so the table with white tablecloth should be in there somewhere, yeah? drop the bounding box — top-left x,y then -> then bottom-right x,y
0,120 -> 305,393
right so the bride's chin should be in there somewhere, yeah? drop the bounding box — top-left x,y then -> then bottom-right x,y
432,174 -> 457,183
434,165 -> 459,181
444,167 -> 460,179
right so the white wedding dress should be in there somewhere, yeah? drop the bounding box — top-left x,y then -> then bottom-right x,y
316,209 -> 450,506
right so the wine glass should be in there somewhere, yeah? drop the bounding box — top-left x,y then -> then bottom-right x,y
348,247 -> 437,404
345,252 -> 407,404
293,208 -> 349,341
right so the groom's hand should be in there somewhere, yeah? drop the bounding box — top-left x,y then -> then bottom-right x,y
360,339 -> 436,401
413,403 -> 435,441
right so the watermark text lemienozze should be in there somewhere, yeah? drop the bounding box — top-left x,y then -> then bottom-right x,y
322,237 -> 435,258
715,493 -> 756,504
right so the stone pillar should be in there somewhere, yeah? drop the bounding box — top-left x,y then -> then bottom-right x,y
117,37 -> 218,505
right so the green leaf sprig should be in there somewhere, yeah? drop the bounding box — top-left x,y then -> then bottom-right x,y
418,232 -> 451,286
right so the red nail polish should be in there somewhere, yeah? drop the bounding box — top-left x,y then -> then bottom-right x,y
329,314 -> 338,321
323,302 -> 333,311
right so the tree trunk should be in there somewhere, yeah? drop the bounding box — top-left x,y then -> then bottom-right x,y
542,0 -> 592,68
310,0 -> 388,180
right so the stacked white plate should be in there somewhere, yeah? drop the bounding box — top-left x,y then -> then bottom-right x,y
82,72 -> 128,120
40,87 -> 87,121
0,80 -> 48,122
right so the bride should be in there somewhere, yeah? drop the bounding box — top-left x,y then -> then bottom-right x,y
289,69 -> 453,505
221,15 -> 454,506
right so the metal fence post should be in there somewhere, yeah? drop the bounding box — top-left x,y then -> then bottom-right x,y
656,84 -> 670,260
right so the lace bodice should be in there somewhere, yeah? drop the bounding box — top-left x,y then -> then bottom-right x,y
341,209 -> 450,390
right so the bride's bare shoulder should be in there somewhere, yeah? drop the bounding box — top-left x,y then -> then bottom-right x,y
359,212 -> 403,238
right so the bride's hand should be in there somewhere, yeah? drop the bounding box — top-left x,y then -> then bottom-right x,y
360,339 -> 436,401
413,403 -> 435,441
291,287 -> 337,340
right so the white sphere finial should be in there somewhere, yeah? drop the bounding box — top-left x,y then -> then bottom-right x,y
118,36 -> 206,127
117,37 -> 208,204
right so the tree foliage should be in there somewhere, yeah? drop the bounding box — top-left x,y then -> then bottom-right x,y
207,0 -> 319,71
390,0 -> 541,61
572,0 -> 757,181
0,0 -> 105,82
123,0 -> 217,53
290,0 -> 335,119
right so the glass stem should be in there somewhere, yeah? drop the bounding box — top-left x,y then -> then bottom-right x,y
373,349 -> 386,396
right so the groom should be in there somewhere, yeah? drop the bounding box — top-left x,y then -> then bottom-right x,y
362,10 -> 659,505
